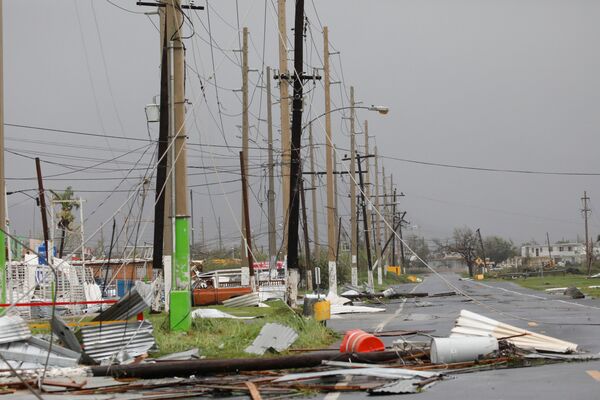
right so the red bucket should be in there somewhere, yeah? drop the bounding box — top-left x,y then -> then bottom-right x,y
340,329 -> 385,353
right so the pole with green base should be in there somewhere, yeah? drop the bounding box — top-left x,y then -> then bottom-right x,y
169,216 -> 191,331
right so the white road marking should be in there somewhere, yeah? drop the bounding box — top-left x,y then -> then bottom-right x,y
374,282 -> 422,333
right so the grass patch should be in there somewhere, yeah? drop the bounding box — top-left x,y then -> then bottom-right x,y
498,274 -> 600,298
147,300 -> 338,358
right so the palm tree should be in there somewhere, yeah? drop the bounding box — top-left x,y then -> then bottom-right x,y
50,187 -> 79,258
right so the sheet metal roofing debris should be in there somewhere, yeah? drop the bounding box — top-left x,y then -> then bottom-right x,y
155,348 -> 201,361
450,309 -> 579,353
51,316 -> 83,354
368,378 -> 423,394
330,305 -> 385,315
222,292 -> 260,307
93,281 -> 153,322
191,308 -> 256,319
0,337 -> 81,369
245,323 -> 298,355
430,336 -> 498,364
272,367 -> 440,383
0,315 -> 31,344
80,320 -> 156,362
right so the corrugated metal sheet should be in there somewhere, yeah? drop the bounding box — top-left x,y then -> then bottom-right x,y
273,367 -> 440,383
222,292 -> 260,307
450,309 -> 578,353
369,379 -> 422,394
79,320 -> 156,361
0,337 -> 80,368
0,315 -> 31,344
93,281 -> 152,322
245,323 -> 298,355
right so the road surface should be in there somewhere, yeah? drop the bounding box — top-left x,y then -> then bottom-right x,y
325,273 -> 600,399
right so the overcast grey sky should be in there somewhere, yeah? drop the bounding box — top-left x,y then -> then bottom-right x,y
5,0 -> 600,254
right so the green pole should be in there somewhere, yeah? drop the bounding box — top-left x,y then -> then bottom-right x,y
169,216 -> 191,331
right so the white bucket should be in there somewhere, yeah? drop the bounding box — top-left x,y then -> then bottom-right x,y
430,336 -> 498,364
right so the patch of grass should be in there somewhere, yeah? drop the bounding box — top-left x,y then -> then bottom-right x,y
500,274 -> 600,297
146,300 -> 338,358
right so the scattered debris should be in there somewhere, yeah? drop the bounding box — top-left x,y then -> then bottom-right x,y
330,305 -> 386,315
403,313 -> 438,321
451,309 -> 578,353
272,367 -> 440,383
0,315 -> 31,344
93,281 -> 153,322
155,348 -> 201,361
340,329 -> 385,353
429,291 -> 458,297
191,308 -> 256,319
564,286 -> 585,299
430,336 -> 498,364
222,292 -> 260,307
368,378 -> 424,395
245,323 -> 299,355
0,337 -> 80,369
415,301 -> 434,307
79,320 -> 156,362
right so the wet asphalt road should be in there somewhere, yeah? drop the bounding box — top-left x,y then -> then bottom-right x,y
323,273 -> 600,400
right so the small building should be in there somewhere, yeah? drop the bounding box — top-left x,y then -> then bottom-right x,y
520,242 -> 591,264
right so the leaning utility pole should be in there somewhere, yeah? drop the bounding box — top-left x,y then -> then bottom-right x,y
240,27 -> 249,270
582,191 -> 592,275
278,0 -> 291,253
382,165 -> 388,276
323,26 -> 337,294
286,0 -> 307,306
166,0 -> 191,331
349,86 -> 358,286
266,67 -> 277,271
374,145 -> 382,285
0,0 -> 5,303
35,158 -> 50,266
308,124 -> 319,257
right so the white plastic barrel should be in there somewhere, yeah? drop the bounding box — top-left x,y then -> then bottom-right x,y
430,336 -> 498,364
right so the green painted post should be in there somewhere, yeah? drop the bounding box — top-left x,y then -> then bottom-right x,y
169,216 -> 191,331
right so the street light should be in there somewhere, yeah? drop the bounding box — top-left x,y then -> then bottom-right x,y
302,105 -> 390,131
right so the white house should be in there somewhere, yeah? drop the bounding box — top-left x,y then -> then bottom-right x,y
520,242 -> 598,264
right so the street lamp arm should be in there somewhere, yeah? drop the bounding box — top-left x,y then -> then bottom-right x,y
302,105 -> 389,131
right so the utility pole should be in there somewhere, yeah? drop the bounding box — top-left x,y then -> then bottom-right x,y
363,121 -> 373,288
0,0 -> 5,303
278,0 -> 291,254
545,231 -> 551,277
35,158 -> 50,266
374,145 -> 382,285
266,67 -> 277,272
218,216 -> 222,253
582,191 -> 592,275
300,178 -> 312,291
381,165 -> 387,276
240,27 -> 249,271
308,124 -> 319,257
323,26 -> 337,295
349,86 -> 358,286
391,177 -> 396,267
166,0 -> 191,331
240,151 -> 255,291
286,0 -> 309,306
190,189 -> 195,256
476,228 -> 486,274
356,154 -> 373,291
201,216 -> 205,254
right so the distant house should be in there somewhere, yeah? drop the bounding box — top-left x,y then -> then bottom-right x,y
520,242 -> 594,264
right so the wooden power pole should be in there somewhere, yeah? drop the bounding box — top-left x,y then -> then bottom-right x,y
349,86 -> 358,286
323,26 -> 337,294
582,191 -> 592,275
266,67 -> 277,271
374,145 -> 382,285
240,151 -> 255,291
308,124 -> 319,258
0,0 -> 5,303
363,120 -> 374,289
278,0 -> 291,254
240,27 -> 249,271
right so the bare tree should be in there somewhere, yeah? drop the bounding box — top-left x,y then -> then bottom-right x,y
436,227 -> 478,277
